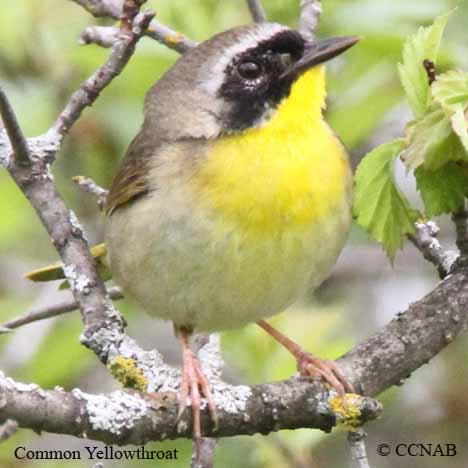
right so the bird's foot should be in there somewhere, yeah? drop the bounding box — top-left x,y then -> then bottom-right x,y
256,320 -> 355,396
177,343 -> 218,457
295,350 -> 355,396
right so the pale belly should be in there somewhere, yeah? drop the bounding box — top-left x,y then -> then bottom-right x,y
106,187 -> 351,332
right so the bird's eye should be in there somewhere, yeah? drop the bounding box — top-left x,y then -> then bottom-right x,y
237,61 -> 263,80
280,53 -> 293,69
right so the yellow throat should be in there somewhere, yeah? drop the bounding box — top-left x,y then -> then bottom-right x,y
195,66 -> 350,234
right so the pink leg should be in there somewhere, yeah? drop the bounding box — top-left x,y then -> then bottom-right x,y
257,320 -> 355,396
176,327 -> 218,458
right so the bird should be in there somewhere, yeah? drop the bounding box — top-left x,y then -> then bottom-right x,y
105,21 -> 359,446
27,22 -> 359,451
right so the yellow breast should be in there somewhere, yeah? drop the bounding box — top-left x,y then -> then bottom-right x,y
194,66 -> 351,234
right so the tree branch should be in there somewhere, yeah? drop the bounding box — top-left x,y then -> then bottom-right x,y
2,0 -> 468,454
191,438 -> 217,468
49,9 -> 155,145
191,334 -> 221,468
0,371 -> 380,445
408,221 -> 458,278
146,21 -> 197,53
339,265 -> 468,397
70,0 -> 197,53
0,420 -> 18,443
70,0 -> 122,18
0,0 -> 155,367
0,6 -> 157,166
246,0 -> 267,23
347,430 -> 371,468
2,263 -> 468,443
299,0 -> 322,41
0,87 -> 32,167
80,26 -> 121,48
72,175 -> 109,209
0,287 -> 123,332
453,205 -> 468,258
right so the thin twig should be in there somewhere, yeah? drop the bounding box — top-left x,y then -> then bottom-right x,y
0,287 -> 123,332
453,204 -> 468,257
71,0 -> 197,53
121,0 -> 148,33
246,0 -> 267,22
50,9 -> 155,143
80,25 -> 121,48
347,430 -> 371,468
146,21 -> 197,53
408,221 -> 458,278
0,419 -> 18,442
0,87 -> 31,167
191,438 -> 217,468
299,0 -> 322,42
70,0 -> 122,18
72,175 -> 109,209
1,2 -> 154,364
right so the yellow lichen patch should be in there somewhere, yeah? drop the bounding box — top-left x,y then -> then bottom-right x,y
107,356 -> 148,392
329,393 -> 364,431
165,33 -> 184,44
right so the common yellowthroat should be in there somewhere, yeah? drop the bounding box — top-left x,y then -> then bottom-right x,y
105,23 -> 358,444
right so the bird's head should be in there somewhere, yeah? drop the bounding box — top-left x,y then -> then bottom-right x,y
143,23 -> 359,140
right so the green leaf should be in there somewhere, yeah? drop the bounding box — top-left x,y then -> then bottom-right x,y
398,13 -> 450,118
415,162 -> 468,217
432,69 -> 468,154
354,140 -> 420,260
401,107 -> 466,170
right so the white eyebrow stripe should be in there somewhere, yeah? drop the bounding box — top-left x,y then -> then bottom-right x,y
199,23 -> 289,96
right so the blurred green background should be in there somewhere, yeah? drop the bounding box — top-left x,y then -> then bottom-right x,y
1,1 -> 468,467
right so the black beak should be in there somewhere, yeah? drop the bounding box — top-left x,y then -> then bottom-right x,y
281,36 -> 361,80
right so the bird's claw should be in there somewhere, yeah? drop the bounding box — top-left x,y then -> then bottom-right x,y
296,351 -> 355,396
177,347 -> 218,443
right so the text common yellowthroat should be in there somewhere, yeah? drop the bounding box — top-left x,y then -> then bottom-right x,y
105,23 -> 358,444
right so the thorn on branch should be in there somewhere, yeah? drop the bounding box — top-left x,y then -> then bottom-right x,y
72,175 -> 109,210
423,59 -> 437,85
